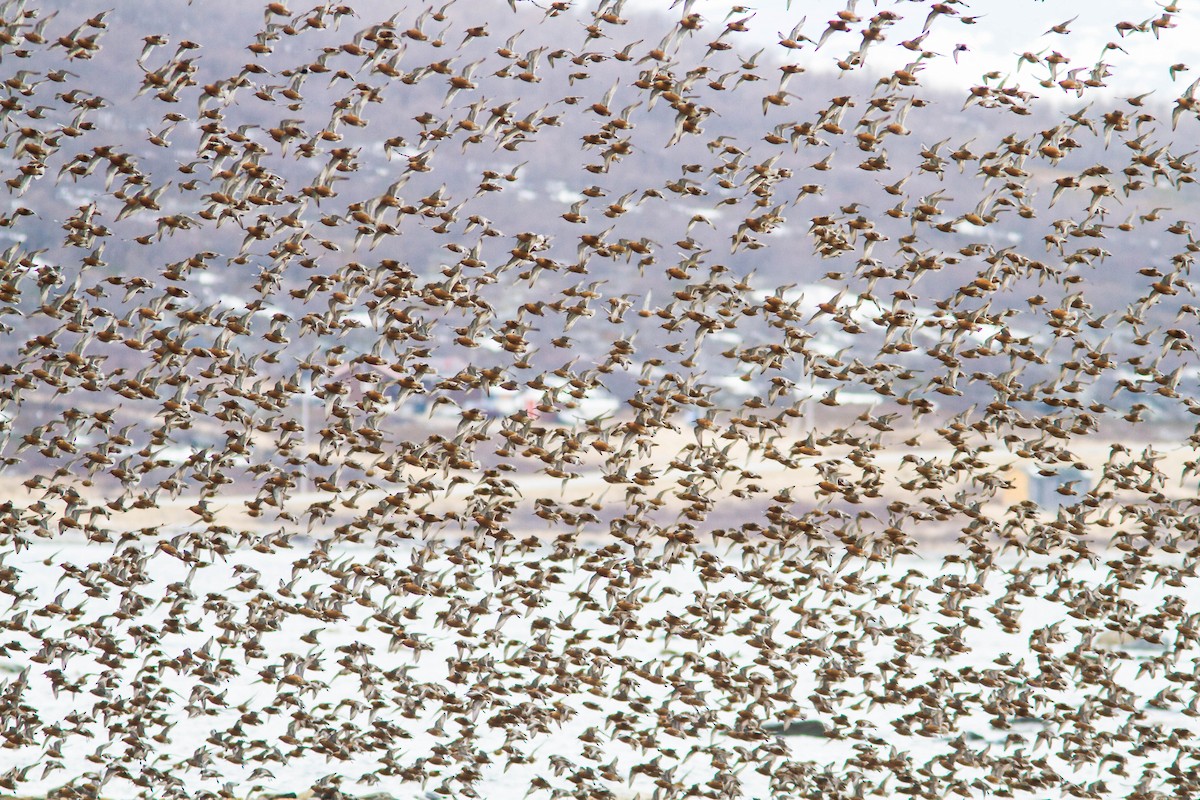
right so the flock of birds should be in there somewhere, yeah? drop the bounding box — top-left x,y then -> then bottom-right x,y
0,0 -> 1200,798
